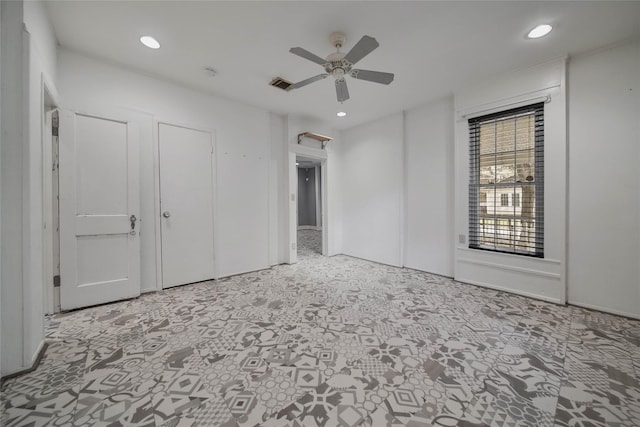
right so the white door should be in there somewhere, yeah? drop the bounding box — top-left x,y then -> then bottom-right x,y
159,123 -> 215,288
59,111 -> 140,310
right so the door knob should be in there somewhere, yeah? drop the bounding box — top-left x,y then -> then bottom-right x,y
129,214 -> 137,235
162,211 -> 171,218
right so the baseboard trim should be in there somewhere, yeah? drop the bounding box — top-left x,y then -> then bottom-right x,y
457,257 -> 561,280
334,254 -> 561,305
337,252 -> 402,269
402,263 -> 454,280
0,341 -> 49,383
455,276 -> 565,305
569,301 -> 640,321
216,265 -> 273,280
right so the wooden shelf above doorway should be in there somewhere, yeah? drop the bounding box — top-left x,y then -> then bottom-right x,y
298,132 -> 333,149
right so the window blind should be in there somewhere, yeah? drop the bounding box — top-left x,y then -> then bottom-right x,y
468,102 -> 544,257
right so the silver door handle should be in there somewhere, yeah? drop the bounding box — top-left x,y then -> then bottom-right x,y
162,211 -> 171,218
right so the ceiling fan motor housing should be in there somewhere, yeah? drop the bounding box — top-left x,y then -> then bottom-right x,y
325,52 -> 351,79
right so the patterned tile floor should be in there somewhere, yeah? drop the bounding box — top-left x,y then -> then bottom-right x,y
2,230 -> 640,426
298,229 -> 322,257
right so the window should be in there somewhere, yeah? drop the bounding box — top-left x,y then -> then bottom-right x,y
468,103 -> 544,257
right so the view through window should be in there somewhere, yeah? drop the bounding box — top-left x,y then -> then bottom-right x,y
468,103 -> 544,257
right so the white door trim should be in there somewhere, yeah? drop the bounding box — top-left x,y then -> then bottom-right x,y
314,166 -> 321,229
288,144 -> 329,262
42,109 -> 55,315
288,151 -> 297,264
41,75 -> 61,316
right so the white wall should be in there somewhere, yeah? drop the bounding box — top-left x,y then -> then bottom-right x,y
0,0 -> 3,376
339,113 -> 404,267
325,137 -> 342,256
405,97 -> 455,276
567,40 -> 640,318
58,49 -> 273,287
1,0 -> 29,376
24,0 -> 58,369
453,58 -> 567,303
24,0 -> 56,84
1,0 -> 58,376
269,113 -> 287,266
336,102 -> 455,274
24,26 -> 44,371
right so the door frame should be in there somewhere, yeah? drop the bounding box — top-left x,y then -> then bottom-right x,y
295,163 -> 321,231
42,108 -> 57,315
314,166 -> 322,230
44,105 -> 143,313
40,74 -> 61,315
288,143 -> 329,263
153,120 -> 217,289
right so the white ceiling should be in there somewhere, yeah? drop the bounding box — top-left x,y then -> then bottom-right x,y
44,1 -> 640,130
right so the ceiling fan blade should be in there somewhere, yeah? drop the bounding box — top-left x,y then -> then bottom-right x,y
289,74 -> 329,90
289,47 -> 328,66
350,69 -> 394,85
344,35 -> 379,65
335,78 -> 350,103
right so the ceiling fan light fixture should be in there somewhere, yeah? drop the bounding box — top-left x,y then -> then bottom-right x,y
337,111 -> 346,117
140,35 -> 160,49
332,68 -> 346,79
527,24 -> 552,39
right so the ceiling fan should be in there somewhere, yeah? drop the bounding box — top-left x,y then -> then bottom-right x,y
288,32 -> 394,103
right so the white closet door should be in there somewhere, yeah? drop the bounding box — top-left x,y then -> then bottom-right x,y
59,111 -> 140,310
159,123 -> 215,288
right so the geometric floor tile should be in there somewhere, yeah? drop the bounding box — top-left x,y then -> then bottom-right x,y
1,230 -> 639,427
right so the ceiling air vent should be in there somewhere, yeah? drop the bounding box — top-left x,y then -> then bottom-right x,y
270,77 -> 293,91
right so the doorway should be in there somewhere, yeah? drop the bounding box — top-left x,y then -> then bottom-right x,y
158,123 -> 215,289
296,155 -> 323,258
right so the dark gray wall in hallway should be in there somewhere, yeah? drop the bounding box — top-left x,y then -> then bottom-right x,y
298,168 -> 316,226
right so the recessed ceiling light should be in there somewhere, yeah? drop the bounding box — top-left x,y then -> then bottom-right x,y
296,162 -> 300,166
140,36 -> 160,49
527,24 -> 552,39
337,112 -> 347,117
